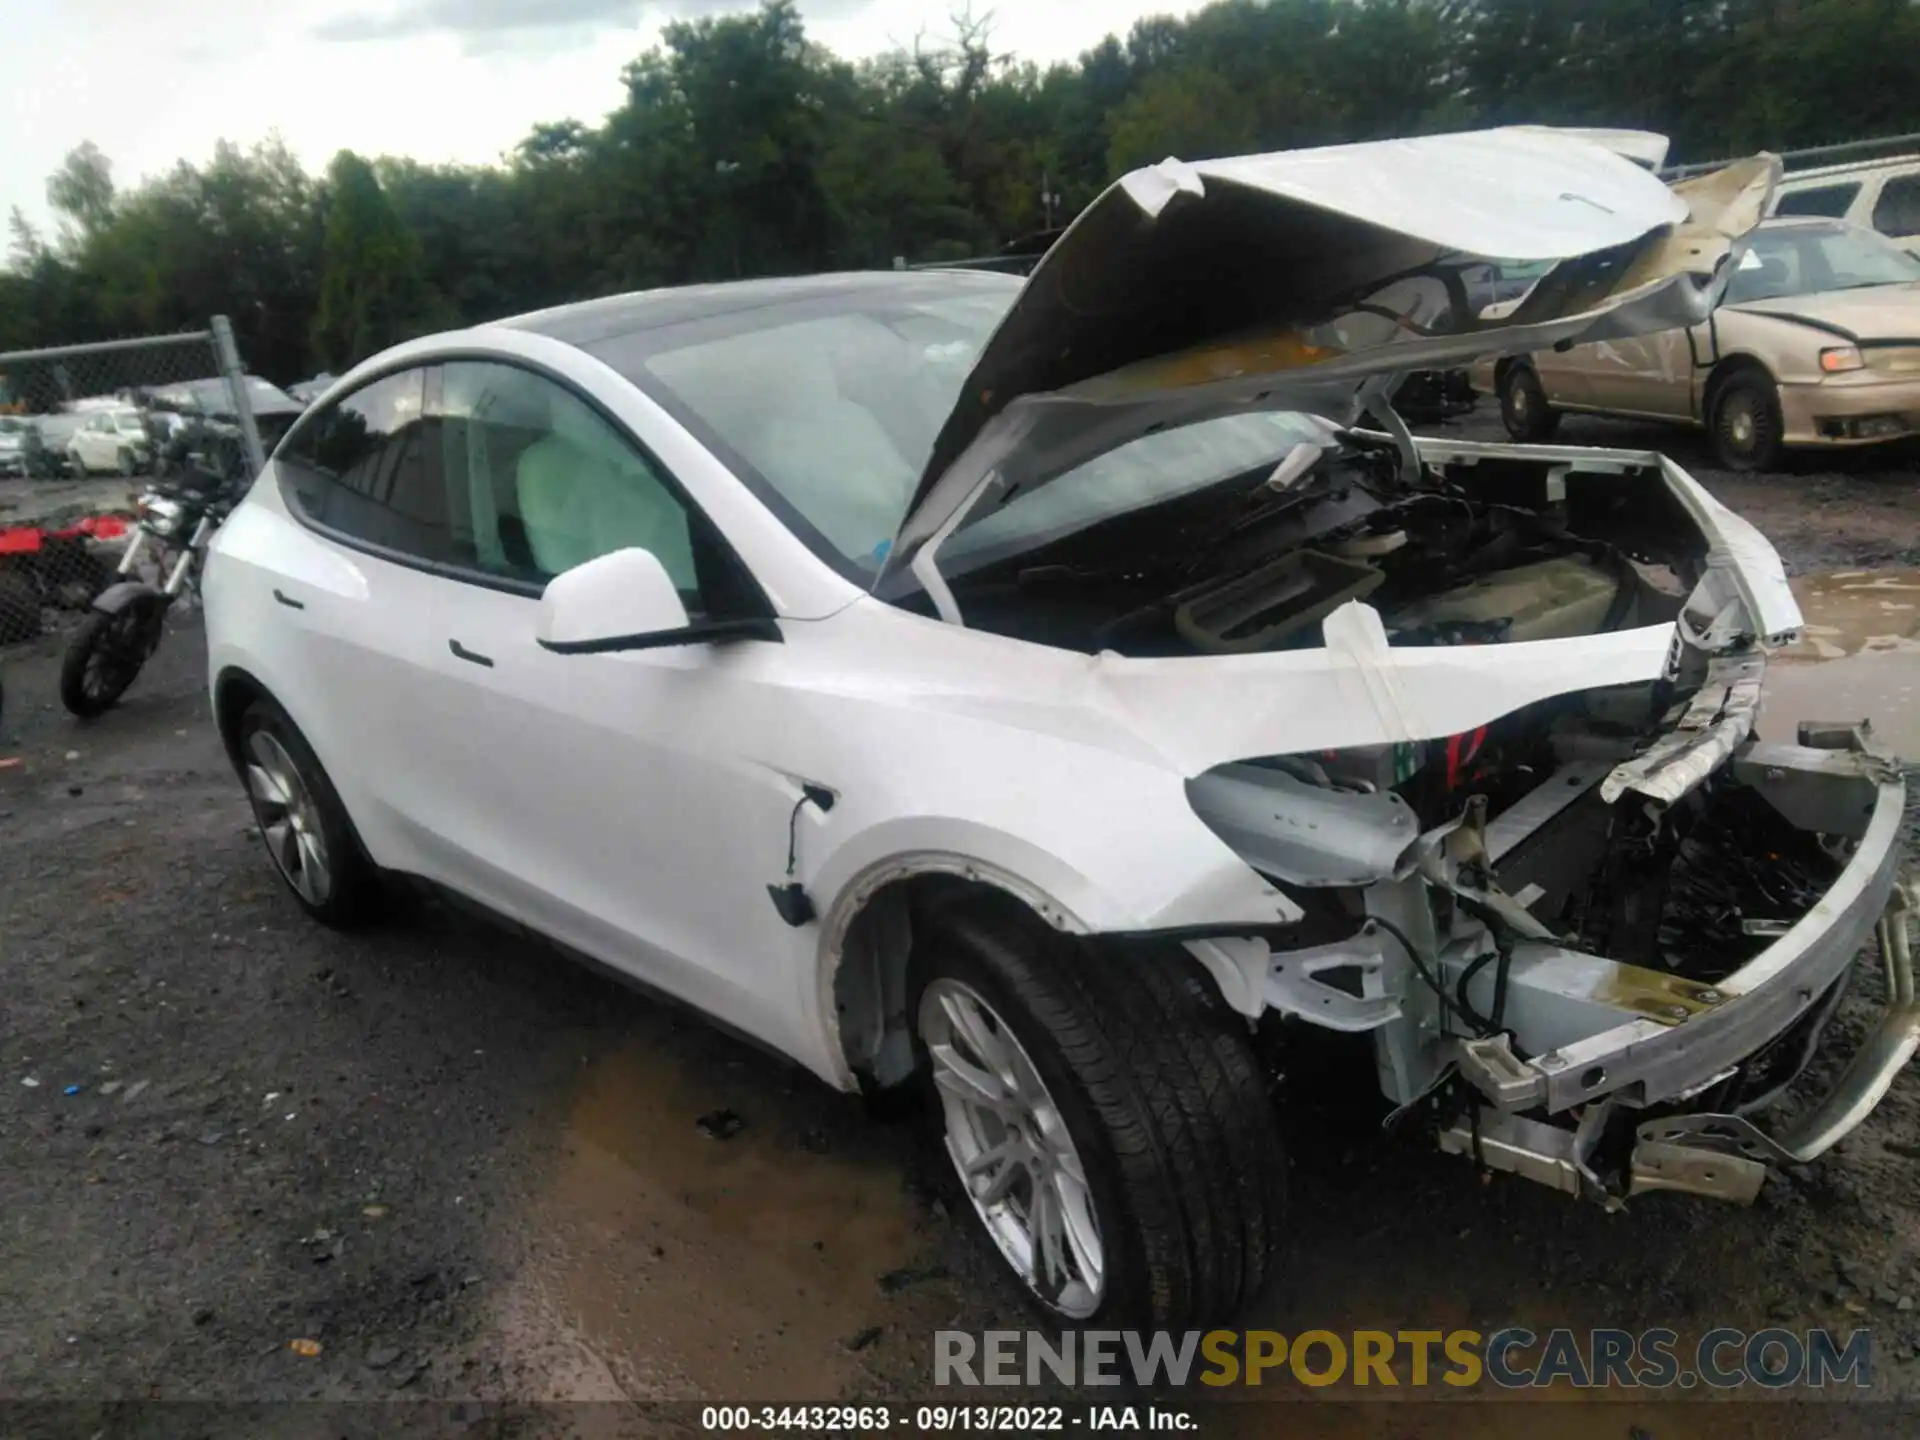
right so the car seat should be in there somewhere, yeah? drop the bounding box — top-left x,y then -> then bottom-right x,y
514,388 -> 698,591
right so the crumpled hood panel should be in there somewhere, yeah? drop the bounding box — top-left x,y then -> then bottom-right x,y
881,129 -> 1777,586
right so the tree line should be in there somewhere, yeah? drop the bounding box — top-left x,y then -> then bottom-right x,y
3,0 -> 1915,384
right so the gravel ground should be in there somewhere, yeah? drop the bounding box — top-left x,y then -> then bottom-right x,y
3,415 -> 1920,1434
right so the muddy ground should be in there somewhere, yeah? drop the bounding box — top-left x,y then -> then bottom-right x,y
4,412 -> 1920,1436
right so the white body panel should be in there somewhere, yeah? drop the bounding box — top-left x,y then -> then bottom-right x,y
205,328 -> 1794,1092
204,132 -> 1791,1092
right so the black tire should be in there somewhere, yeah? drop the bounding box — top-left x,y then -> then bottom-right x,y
237,694 -> 382,928
59,606 -> 157,717
0,570 -> 41,643
1498,363 -> 1560,442
1709,369 -> 1785,472
913,893 -> 1286,1329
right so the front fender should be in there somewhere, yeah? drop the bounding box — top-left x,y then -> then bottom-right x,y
91,580 -> 165,617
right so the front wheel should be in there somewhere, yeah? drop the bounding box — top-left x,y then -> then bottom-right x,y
238,694 -> 382,927
1710,371 -> 1785,471
914,896 -> 1287,1329
1498,364 -> 1560,442
60,606 -> 159,717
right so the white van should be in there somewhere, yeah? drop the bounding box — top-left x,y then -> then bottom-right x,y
1771,155 -> 1920,257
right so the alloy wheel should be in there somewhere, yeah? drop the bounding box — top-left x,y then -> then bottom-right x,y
245,729 -> 333,906
920,976 -> 1106,1318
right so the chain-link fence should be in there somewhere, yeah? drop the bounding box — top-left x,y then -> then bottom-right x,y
0,317 -> 270,647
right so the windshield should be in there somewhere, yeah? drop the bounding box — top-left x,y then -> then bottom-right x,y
632,288 -> 1012,575
620,278 -> 1351,583
1726,223 -> 1920,303
0,417 -> 24,434
942,412 -> 1341,576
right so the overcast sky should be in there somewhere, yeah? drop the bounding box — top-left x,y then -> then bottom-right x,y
4,0 -> 1203,234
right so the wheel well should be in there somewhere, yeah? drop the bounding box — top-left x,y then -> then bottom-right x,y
1493,356 -> 1534,393
831,873 -> 1057,1092
1703,355 -> 1773,416
212,666 -> 270,772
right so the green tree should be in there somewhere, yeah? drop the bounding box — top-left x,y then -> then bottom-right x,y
1107,66 -> 1258,174
46,141 -> 116,249
6,0 -> 1920,369
310,151 -> 441,371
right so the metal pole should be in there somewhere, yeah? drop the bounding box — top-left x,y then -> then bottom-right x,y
1663,129 -> 1920,180
0,330 -> 213,367
210,315 -> 267,477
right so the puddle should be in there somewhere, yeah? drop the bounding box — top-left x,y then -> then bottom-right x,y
492,1036 -> 961,1400
1761,568 -> 1920,758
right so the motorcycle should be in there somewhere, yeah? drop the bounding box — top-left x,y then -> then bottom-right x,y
59,421 -> 246,718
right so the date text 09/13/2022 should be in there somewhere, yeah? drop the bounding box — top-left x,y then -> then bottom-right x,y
699,1405 -> 1194,1431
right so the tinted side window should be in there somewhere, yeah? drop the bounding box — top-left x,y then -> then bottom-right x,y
1872,175 -> 1920,238
279,369 -> 447,562
435,361 -> 704,611
1775,182 -> 1860,219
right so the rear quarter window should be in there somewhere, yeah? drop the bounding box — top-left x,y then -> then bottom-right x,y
1774,182 -> 1861,219
1872,174 -> 1920,238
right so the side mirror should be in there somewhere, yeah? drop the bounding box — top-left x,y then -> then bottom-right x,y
535,546 -> 784,655
536,547 -> 692,654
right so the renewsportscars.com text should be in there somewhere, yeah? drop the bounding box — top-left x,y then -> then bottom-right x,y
933,1327 -> 1873,1390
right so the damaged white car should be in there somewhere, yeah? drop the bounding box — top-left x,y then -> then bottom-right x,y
204,126 -> 1919,1330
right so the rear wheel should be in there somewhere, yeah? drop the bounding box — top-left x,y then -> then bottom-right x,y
60,606 -> 158,717
238,694 -> 381,927
1710,370 -> 1785,471
914,895 -> 1287,1328
1498,363 -> 1560,441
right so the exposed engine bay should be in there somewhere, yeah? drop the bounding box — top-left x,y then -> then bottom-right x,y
1182,658 -> 1904,1207
1026,429 -> 1920,1210
929,430 -> 1699,659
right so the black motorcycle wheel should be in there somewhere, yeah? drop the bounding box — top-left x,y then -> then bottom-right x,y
60,607 -> 157,718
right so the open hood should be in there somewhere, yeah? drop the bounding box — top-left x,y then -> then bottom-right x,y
880,127 -> 1777,589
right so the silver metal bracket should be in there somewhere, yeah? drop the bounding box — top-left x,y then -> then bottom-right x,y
1454,1032 -> 1546,1109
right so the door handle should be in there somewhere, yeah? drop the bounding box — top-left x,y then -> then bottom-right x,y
272,589 -> 305,610
448,638 -> 494,668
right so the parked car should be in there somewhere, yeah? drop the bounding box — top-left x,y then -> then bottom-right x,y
1481,217 -> 1920,469
204,129 -> 1914,1329
1771,153 -> 1920,258
287,373 -> 336,405
64,408 -> 154,476
148,375 -> 305,453
0,415 -> 52,478
32,413 -> 87,476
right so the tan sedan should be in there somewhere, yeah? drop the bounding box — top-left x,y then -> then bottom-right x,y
1476,218 -> 1920,469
